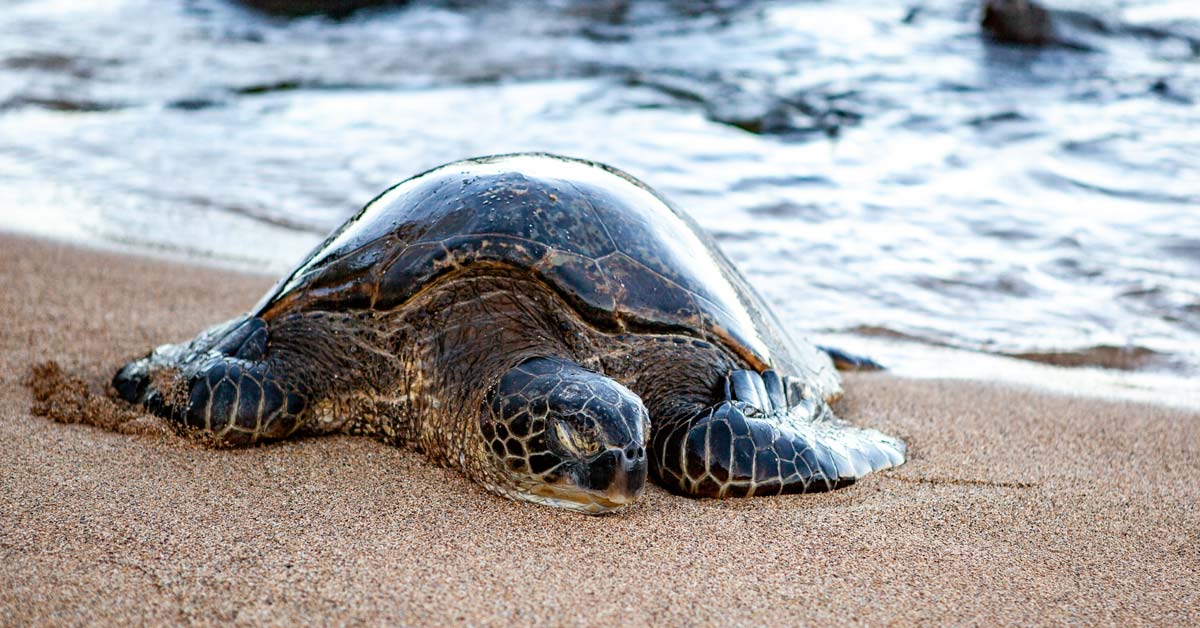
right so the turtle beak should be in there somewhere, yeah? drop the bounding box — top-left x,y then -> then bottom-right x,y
524,445 -> 648,514
519,441 -> 648,514
582,446 -> 647,509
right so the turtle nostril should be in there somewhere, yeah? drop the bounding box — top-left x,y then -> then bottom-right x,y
623,444 -> 645,462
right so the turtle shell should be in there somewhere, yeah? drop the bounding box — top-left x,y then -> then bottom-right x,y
256,153 -> 830,379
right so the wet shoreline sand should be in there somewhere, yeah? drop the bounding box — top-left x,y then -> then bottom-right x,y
1,232 -> 1196,625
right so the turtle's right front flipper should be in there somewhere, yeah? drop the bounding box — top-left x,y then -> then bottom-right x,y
650,369 -> 905,498
113,316 -> 308,446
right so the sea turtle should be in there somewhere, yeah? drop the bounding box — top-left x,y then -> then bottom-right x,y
113,153 -> 905,514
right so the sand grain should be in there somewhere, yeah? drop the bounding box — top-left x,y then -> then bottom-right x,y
1,234 -> 1197,626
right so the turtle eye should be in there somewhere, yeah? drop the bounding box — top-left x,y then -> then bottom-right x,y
552,419 -> 599,458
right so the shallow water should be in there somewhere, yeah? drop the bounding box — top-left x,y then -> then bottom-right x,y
0,0 -> 1197,400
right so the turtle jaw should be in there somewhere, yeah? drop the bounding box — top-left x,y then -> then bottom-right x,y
511,447 -> 648,515
522,487 -> 639,515
521,480 -> 644,515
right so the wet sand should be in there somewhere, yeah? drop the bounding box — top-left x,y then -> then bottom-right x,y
1,232 -> 1197,626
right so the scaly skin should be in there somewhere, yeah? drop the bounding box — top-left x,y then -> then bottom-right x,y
113,153 -> 907,513
115,271 -> 903,508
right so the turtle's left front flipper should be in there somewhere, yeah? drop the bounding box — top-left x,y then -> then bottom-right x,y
818,345 -> 885,371
650,369 -> 905,498
113,316 -> 308,446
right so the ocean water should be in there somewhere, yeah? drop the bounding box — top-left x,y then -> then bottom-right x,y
1,0 -> 1197,405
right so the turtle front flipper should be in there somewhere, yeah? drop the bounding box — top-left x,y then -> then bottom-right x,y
113,316 -> 307,446
818,345 -> 885,372
651,369 -> 905,498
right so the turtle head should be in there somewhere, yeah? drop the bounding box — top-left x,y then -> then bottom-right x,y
482,357 -> 648,514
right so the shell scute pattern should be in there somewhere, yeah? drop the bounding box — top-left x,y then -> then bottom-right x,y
257,154 -> 792,377
110,153 -> 904,514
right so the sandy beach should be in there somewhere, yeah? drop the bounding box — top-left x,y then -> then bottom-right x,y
0,232 -> 1196,626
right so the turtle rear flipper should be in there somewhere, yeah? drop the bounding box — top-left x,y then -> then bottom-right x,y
651,369 -> 905,497
818,345 -> 885,371
113,317 -> 307,446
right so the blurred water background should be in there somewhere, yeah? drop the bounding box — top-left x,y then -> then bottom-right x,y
0,0 -> 1197,405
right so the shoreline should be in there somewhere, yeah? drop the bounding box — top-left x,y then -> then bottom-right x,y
1,232 -> 1197,625
6,227 -> 1195,410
